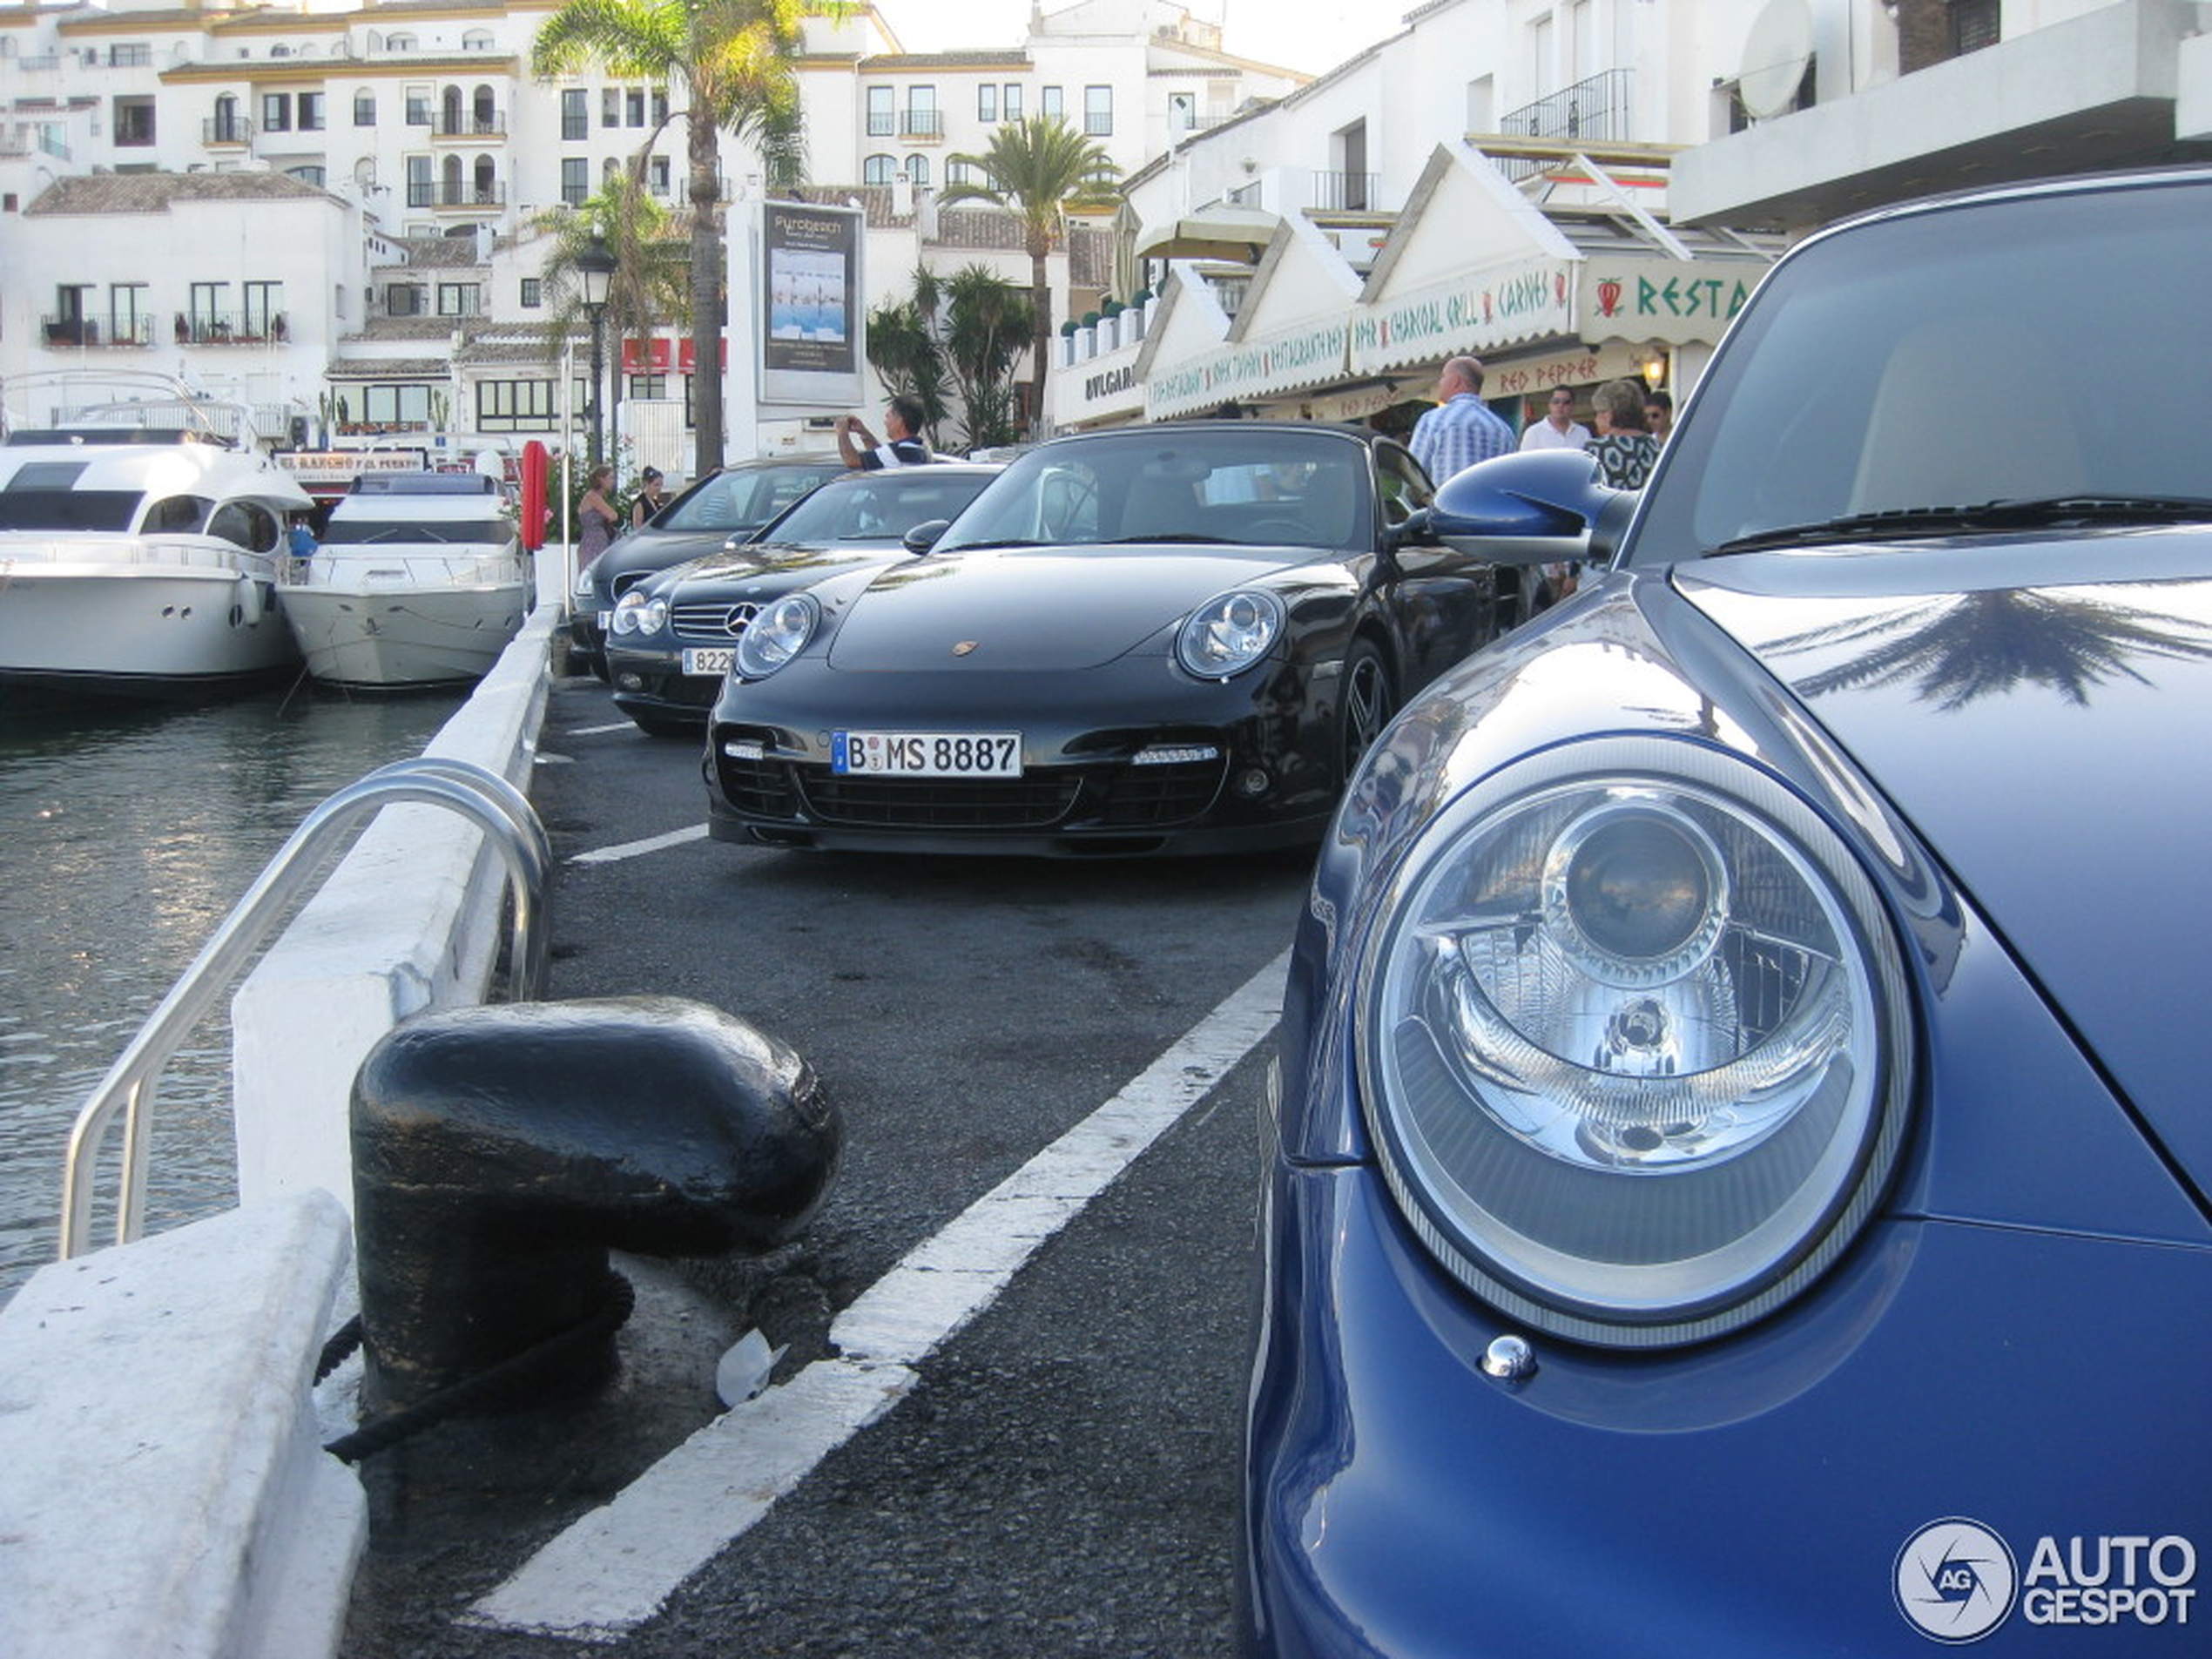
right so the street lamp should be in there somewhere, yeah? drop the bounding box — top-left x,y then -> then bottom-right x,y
574,233 -> 617,470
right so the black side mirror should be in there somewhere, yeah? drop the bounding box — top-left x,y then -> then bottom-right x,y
902,518 -> 952,555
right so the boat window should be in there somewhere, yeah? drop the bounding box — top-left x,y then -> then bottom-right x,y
319,516 -> 511,546
145,495 -> 213,534
0,490 -> 141,531
5,462 -> 90,489
207,500 -> 279,551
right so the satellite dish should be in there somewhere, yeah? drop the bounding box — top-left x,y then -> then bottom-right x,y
1739,0 -> 1814,120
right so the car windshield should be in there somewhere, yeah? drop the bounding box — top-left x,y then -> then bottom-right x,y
1635,179 -> 2212,563
658,465 -> 835,533
935,428 -> 1370,552
757,471 -> 996,544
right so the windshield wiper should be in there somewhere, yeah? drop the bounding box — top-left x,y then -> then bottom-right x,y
1714,496 -> 2212,555
1098,533 -> 1236,545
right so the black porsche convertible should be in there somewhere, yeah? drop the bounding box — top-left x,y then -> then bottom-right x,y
703,421 -> 1542,856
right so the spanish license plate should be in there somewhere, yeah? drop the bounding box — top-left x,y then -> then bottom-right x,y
595,610 -> 613,629
682,647 -> 735,676
833,732 -> 1022,778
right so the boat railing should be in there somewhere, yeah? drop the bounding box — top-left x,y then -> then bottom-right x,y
58,756 -> 551,1259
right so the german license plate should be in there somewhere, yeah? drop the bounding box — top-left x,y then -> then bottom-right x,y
833,732 -> 1022,778
682,647 -> 735,676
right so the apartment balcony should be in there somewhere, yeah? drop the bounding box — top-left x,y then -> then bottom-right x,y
432,111 -> 506,140
203,116 -> 253,147
1493,69 -> 1635,182
174,313 -> 290,346
1672,0 -> 2204,230
410,182 -> 506,210
900,111 -> 944,144
41,316 -> 155,348
1308,170 -> 1379,213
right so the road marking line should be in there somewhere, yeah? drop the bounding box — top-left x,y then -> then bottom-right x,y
570,825 -> 709,865
468,948 -> 1290,1640
567,720 -> 637,736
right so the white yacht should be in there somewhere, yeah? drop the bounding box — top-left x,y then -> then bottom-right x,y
0,372 -> 310,696
280,471 -> 531,689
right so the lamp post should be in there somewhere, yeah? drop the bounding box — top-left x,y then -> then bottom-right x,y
574,233 -> 617,471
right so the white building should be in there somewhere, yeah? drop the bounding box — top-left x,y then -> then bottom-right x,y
1069,0 -> 2209,439
0,0 -> 1304,471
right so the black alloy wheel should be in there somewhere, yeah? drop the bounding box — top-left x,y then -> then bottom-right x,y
1339,640 -> 1396,783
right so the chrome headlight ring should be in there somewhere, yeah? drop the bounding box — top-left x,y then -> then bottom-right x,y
735,590 -> 820,680
1353,736 -> 1912,1349
1177,588 -> 1285,679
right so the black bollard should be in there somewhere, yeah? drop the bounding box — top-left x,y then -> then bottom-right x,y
350,995 -> 840,1417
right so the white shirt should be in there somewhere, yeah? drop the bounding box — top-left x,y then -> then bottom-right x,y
1519,419 -> 1592,451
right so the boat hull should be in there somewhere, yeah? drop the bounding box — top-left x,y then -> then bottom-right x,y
0,556 -> 295,697
280,578 -> 529,689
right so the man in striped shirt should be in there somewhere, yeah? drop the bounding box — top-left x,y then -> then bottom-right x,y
1408,356 -> 1515,485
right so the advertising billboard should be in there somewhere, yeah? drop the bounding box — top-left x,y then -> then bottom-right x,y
759,200 -> 867,408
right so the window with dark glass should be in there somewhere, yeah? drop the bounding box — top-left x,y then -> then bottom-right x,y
113,96 -> 155,146
362,385 -> 432,426
386,283 -> 426,317
863,153 -> 894,185
405,87 -> 431,125
561,157 -> 589,205
602,88 -> 619,127
521,278 -> 543,309
436,283 -> 482,318
261,92 -> 291,132
561,88 -> 587,140
300,92 -> 324,131
866,85 -> 894,137
354,91 -> 376,125
477,380 -> 555,433
242,281 -> 281,337
625,88 -> 644,125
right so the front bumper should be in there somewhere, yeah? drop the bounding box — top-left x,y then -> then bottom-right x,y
705,654 -> 1340,857
606,641 -> 719,725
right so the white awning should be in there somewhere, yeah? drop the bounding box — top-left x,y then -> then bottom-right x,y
1133,205 -> 1281,263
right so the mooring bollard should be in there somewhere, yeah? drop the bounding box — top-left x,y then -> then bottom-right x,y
349,996 -> 840,1417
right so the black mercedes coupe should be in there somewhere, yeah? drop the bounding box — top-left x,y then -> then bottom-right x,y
703,421 -> 1541,856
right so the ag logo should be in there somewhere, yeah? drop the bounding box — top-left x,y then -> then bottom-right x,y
1897,1519 -> 2020,1642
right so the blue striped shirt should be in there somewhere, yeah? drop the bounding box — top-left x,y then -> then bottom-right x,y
1409,393 -> 1515,485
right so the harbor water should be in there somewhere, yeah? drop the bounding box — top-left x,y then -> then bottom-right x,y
0,681 -> 462,1300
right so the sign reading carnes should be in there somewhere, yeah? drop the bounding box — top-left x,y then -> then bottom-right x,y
1349,257 -> 1572,377
1580,258 -> 1765,346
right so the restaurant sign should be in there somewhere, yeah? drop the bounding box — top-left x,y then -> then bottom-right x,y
1349,256 -> 1572,376
1579,257 -> 1765,346
1148,316 -> 1349,421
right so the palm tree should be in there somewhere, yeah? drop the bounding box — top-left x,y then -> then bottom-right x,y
938,116 -> 1121,435
532,0 -> 816,471
534,176 -> 686,467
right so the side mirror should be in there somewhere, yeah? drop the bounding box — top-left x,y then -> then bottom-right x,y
1426,449 -> 1635,568
902,518 -> 952,555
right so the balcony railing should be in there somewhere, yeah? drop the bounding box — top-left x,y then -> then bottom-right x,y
1497,68 -> 1635,162
173,313 -> 290,347
1309,171 -> 1379,213
203,116 -> 253,145
432,111 -> 506,139
432,181 -> 505,208
41,316 -> 155,348
900,111 -> 943,143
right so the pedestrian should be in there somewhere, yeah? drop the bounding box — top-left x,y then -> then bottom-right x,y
1587,378 -> 1661,490
577,464 -> 619,570
836,395 -> 930,470
1642,389 -> 1675,443
286,511 -> 316,563
1408,356 -> 1514,485
1519,388 -> 1592,451
630,466 -> 667,529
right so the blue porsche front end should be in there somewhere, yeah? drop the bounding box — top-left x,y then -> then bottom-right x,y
1244,169 -> 2212,1656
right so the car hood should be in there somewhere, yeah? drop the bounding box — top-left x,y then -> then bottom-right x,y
1676,528 -> 2212,1190
826,543 -> 1309,671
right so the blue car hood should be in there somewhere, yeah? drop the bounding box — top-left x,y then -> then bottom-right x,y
826,544 -> 1304,672
1676,529 -> 2212,1191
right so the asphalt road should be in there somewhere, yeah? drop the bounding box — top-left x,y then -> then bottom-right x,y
340,670 -> 1317,1658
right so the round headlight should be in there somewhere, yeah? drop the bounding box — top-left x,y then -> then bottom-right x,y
1356,739 -> 1910,1347
572,564 -> 597,599
610,590 -> 664,636
1177,589 -> 1284,679
735,591 -> 819,679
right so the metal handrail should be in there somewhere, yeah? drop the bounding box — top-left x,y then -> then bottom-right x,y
58,756 -> 551,1259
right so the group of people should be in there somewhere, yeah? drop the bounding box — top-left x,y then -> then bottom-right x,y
576,463 -> 668,570
1407,355 -> 1673,493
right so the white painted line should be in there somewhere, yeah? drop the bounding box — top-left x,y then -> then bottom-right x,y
570,825 -> 709,865
567,720 -> 637,736
469,948 -> 1290,1639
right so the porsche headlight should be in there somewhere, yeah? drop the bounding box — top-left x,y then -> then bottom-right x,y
1357,739 -> 1909,1347
610,590 -> 665,637
1177,589 -> 1284,679
735,591 -> 819,679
